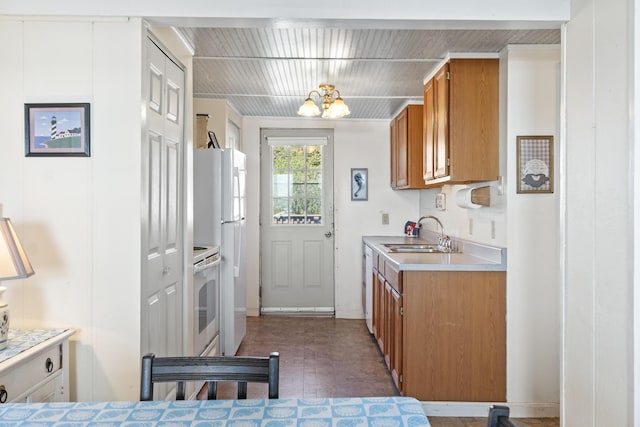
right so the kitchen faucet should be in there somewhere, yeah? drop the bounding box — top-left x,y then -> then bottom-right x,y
416,215 -> 452,252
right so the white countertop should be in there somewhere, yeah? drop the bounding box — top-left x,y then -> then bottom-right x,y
363,235 -> 506,272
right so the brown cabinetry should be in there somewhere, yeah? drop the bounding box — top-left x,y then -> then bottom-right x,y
388,281 -> 403,390
423,58 -> 499,185
371,252 -> 382,347
369,250 -> 506,402
390,104 -> 431,189
372,257 -> 404,392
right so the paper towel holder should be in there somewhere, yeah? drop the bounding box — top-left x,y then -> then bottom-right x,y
455,186 -> 491,209
470,186 -> 491,207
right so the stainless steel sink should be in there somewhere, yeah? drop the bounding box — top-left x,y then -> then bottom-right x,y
382,243 -> 456,254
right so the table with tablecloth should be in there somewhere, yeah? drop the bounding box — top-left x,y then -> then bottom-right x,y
0,396 -> 431,426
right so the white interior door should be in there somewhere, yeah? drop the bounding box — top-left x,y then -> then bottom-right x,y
141,36 -> 185,368
260,128 -> 334,314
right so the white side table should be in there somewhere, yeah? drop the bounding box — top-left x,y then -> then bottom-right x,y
0,329 -> 75,403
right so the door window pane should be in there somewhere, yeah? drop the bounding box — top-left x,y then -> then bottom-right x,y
271,143 -> 323,225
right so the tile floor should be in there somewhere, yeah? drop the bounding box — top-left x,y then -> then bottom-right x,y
214,316 -> 559,427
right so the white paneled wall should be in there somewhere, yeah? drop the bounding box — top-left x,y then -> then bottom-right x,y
0,18 -> 144,402
0,18 -> 194,402
564,0 -> 633,425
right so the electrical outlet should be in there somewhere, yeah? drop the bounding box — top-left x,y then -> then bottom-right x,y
382,213 -> 389,225
469,218 -> 473,235
491,220 -> 496,239
435,193 -> 446,210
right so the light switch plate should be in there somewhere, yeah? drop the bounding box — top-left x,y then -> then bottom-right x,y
435,193 -> 446,210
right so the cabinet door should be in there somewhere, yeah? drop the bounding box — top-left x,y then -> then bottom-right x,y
376,273 -> 386,355
394,108 -> 409,188
434,63 -> 449,179
390,287 -> 403,392
447,59 -> 499,182
423,80 -> 435,181
390,119 -> 397,188
372,268 -> 380,339
383,283 -> 393,369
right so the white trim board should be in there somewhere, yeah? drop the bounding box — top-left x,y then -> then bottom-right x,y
421,401 -> 560,418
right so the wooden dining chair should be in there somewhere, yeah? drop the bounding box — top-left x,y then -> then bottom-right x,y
140,352 -> 279,401
486,405 -> 516,427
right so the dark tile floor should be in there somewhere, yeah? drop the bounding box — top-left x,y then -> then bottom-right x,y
213,316 -> 559,427
223,316 -> 397,398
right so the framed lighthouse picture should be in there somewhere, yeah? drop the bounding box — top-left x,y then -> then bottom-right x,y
25,103 -> 90,157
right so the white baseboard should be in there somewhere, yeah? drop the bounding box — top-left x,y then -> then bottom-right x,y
421,401 -> 560,418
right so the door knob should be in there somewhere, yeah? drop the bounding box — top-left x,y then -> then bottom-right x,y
324,231 -> 332,238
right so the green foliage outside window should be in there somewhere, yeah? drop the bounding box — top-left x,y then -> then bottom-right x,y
272,144 -> 323,224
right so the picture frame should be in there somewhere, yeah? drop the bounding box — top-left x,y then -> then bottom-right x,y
351,168 -> 368,201
25,103 -> 91,157
516,135 -> 553,193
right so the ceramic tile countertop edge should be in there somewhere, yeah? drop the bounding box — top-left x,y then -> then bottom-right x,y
362,234 -> 507,272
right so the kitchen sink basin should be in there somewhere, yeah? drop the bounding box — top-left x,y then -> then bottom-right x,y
383,243 -> 456,254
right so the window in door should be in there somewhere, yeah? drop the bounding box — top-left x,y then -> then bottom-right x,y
269,138 -> 326,225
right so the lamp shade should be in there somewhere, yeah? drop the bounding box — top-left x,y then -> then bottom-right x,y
297,98 -> 321,117
327,97 -> 350,118
0,218 -> 34,280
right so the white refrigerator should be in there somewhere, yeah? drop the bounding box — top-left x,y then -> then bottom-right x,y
194,148 -> 247,356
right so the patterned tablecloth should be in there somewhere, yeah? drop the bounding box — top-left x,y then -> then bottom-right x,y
0,396 -> 431,427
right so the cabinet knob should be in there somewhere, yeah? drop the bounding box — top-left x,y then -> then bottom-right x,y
45,357 -> 54,373
0,385 -> 7,403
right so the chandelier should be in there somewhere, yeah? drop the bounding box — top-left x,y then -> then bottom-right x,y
297,84 -> 351,119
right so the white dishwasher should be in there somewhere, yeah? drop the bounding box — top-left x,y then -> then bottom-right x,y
363,244 -> 373,334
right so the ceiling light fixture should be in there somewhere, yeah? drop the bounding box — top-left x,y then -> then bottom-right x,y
297,84 -> 351,119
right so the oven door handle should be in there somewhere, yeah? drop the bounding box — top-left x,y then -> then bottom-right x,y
194,257 -> 221,274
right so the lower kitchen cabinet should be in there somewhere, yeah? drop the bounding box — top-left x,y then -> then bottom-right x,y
373,257 -> 404,392
371,257 -> 506,402
388,282 -> 403,391
403,270 -> 506,401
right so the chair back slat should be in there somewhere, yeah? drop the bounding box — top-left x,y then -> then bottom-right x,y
140,352 -> 279,401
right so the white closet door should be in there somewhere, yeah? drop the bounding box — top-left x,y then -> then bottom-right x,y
141,36 -> 185,372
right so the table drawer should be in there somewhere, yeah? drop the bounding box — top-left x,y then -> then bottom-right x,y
0,344 -> 62,403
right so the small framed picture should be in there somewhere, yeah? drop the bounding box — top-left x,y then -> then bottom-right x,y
517,135 -> 553,193
351,168 -> 368,201
25,103 -> 91,157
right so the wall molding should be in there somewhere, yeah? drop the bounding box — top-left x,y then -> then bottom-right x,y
421,401 -> 560,418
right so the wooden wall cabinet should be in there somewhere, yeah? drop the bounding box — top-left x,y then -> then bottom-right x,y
423,58 -> 499,185
390,104 -> 432,189
369,251 -> 506,401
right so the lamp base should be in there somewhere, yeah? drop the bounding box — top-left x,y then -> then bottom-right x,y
0,287 -> 8,350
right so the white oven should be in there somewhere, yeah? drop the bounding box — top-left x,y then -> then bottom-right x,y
193,245 -> 221,357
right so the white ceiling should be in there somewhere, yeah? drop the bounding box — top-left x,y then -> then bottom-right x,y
178,26 -> 561,120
